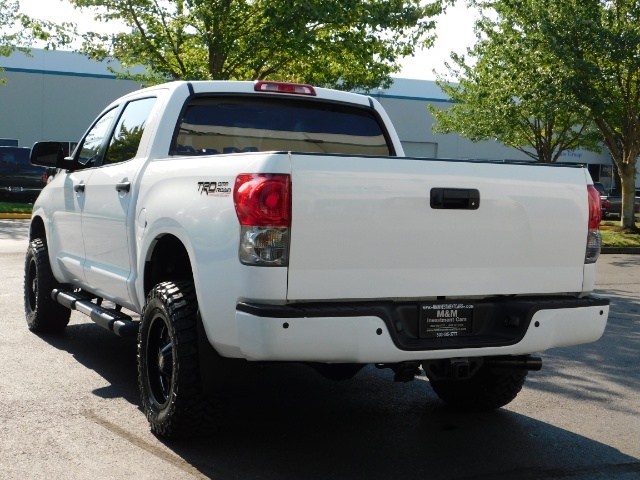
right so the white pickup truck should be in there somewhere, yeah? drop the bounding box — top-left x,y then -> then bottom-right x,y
25,80 -> 609,437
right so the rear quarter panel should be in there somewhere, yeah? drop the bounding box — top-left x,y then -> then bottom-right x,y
135,152 -> 292,356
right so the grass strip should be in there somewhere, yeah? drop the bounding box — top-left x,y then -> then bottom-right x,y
600,221 -> 640,248
0,202 -> 33,214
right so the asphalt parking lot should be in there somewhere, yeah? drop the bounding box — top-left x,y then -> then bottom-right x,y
1,219 -> 639,479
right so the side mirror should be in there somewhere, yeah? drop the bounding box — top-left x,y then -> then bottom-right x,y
30,142 -> 74,170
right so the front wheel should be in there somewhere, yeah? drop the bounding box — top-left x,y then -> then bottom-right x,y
24,238 -> 71,332
428,365 -> 527,411
138,281 -> 215,437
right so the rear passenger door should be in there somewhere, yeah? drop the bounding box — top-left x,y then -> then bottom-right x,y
80,97 -> 157,304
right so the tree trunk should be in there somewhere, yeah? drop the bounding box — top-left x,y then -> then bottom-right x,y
618,160 -> 638,229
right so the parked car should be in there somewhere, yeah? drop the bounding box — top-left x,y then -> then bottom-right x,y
0,146 -> 48,202
600,189 -> 640,219
593,182 -> 606,196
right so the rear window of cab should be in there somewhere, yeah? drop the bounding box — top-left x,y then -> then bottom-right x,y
172,96 -> 392,157
0,147 -> 31,167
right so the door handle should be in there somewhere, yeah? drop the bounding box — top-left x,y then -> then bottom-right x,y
115,182 -> 131,193
74,183 -> 85,193
430,188 -> 480,210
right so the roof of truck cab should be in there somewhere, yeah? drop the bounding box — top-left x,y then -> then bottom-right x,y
113,80 -> 372,108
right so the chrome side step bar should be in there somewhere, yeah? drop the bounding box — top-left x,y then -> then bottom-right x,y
51,289 -> 139,337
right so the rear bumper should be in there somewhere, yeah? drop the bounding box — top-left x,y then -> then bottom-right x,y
235,296 -> 609,362
0,185 -> 42,201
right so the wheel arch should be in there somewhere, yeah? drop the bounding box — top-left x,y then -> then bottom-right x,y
29,215 -> 46,242
142,233 -> 195,299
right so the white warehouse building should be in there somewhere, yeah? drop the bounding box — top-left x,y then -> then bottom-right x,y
0,48 -> 619,189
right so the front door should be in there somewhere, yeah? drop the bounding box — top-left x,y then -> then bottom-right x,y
47,107 -> 120,287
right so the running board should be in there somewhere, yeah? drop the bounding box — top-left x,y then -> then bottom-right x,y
51,289 -> 139,337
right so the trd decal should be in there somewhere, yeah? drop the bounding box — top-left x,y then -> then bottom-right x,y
198,181 -> 231,197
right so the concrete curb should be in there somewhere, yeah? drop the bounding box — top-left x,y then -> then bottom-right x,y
601,247 -> 640,254
0,214 -> 31,220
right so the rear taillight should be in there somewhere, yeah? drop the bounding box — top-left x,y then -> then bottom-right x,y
234,174 -> 291,266
42,171 -> 48,183
586,185 -> 602,264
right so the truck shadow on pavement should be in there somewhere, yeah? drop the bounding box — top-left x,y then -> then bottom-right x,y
36,316 -> 140,406
164,363 -> 640,480
36,304 -> 640,480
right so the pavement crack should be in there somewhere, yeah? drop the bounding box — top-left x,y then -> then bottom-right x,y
83,410 -> 208,479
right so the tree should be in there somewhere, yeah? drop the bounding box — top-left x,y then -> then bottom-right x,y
478,0 -> 640,229
1,1 -> 74,85
430,5 -> 601,164
36,0 -> 443,91
0,0 -> 22,85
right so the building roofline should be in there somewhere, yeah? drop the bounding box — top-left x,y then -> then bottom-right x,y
1,48 -> 453,102
1,66 -> 118,80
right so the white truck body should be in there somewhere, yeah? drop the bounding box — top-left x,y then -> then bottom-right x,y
25,80 -> 609,437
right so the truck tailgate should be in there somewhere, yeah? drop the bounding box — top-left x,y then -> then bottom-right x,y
287,154 -> 589,300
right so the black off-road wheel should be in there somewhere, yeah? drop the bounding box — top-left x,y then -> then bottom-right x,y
24,238 -> 71,332
428,366 -> 528,411
138,281 -> 216,438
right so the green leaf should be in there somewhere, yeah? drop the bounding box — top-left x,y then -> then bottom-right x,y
30,0 -> 444,91
431,4 -> 601,164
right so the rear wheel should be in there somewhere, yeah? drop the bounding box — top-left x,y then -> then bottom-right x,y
138,281 -> 216,437
24,238 -> 71,332
428,365 -> 527,411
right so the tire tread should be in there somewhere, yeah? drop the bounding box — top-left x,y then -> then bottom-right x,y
429,367 -> 527,411
138,281 -> 218,438
24,238 -> 71,332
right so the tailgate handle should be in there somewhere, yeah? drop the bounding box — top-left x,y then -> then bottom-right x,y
430,188 -> 480,210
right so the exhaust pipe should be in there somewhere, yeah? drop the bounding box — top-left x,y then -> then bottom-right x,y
423,355 -> 542,381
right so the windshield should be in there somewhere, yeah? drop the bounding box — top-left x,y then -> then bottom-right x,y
172,96 -> 391,157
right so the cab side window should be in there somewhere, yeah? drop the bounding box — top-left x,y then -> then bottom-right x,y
77,108 -> 119,168
104,97 -> 157,165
